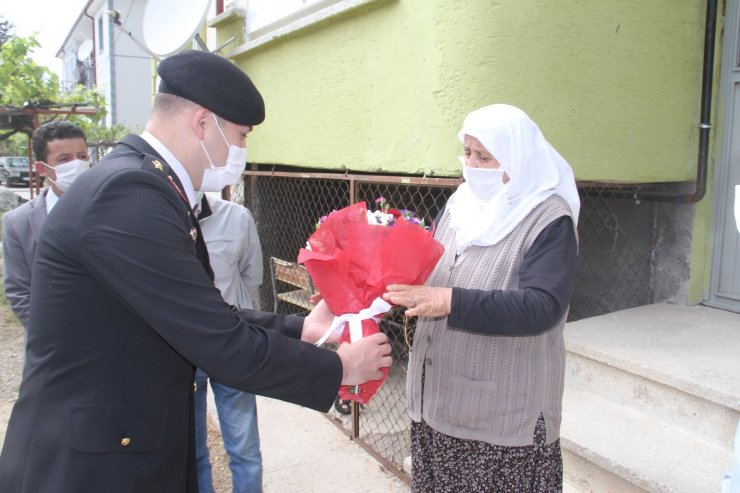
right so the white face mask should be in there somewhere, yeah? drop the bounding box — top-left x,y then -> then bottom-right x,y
461,159 -> 507,201
43,159 -> 90,192
198,115 -> 247,193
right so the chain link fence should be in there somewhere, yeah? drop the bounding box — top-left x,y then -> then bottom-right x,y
241,168 -> 691,482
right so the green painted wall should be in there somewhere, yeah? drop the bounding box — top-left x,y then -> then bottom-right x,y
228,0 -> 707,183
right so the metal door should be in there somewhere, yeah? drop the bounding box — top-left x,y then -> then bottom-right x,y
709,0 -> 740,312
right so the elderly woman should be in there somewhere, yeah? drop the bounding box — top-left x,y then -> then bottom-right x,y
384,104 -> 580,492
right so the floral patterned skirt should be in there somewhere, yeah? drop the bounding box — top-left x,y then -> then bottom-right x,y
410,415 -> 562,493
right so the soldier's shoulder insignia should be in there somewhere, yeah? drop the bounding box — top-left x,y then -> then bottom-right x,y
141,154 -> 168,174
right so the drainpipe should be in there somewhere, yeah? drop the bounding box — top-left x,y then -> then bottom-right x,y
595,0 -> 717,204
83,2 -> 97,86
107,0 -> 116,126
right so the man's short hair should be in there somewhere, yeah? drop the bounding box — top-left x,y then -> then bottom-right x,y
32,121 -> 87,163
151,93 -> 199,118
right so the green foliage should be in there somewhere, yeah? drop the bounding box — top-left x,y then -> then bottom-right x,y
0,18 -> 12,46
0,133 -> 29,158
0,34 -> 59,106
0,20 -> 131,158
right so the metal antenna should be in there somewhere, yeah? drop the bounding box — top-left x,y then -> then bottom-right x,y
107,10 -> 162,61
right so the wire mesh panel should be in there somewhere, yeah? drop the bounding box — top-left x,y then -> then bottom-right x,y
570,185 -> 676,321
245,173 -> 349,315
355,182 -> 454,227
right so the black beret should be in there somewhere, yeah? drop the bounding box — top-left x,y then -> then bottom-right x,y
157,50 -> 265,126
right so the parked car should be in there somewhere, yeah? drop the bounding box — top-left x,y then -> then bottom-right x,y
0,156 -> 33,187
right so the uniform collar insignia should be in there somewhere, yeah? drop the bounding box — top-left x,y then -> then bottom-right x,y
190,227 -> 198,242
152,159 -> 164,172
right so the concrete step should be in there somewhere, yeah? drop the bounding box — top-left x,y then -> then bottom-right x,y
561,386 -> 732,493
565,303 -> 740,449
566,351 -> 738,449
563,479 -> 585,493
561,303 -> 740,492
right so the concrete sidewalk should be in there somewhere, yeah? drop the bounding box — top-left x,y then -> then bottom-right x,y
249,394 -> 580,493
253,396 -> 409,492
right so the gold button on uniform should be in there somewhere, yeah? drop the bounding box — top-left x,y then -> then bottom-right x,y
120,437 -> 131,446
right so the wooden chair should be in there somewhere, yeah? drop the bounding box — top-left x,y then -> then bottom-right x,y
269,257 -> 315,313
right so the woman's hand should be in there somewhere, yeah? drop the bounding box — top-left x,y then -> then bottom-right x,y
383,284 -> 452,318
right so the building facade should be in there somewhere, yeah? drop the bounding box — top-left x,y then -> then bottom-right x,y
57,0 -> 153,130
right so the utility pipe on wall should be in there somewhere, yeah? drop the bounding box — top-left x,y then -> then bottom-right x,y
595,0 -> 717,204
83,4 -> 97,86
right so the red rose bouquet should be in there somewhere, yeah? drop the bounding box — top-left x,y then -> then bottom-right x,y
297,198 -> 444,404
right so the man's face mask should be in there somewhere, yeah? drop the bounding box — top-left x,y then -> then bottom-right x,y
198,114 -> 247,193
43,159 -> 90,192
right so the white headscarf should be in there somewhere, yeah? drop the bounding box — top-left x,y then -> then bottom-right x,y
448,104 -> 580,254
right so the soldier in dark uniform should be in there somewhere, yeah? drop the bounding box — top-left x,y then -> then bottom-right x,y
0,50 -> 391,493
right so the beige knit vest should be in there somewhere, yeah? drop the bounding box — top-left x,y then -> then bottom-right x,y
407,195 -> 575,446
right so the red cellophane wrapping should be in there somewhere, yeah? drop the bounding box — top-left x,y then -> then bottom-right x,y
297,202 -> 444,404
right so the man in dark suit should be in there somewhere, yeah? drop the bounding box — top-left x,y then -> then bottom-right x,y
0,50 -> 391,493
2,121 -> 89,329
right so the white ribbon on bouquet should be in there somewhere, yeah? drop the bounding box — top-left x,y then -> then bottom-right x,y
314,297 -> 392,347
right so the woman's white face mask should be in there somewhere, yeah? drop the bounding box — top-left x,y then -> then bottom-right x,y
198,114 -> 247,192
461,158 -> 507,201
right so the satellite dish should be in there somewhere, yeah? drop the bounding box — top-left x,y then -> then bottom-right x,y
77,39 -> 93,61
143,0 -> 211,57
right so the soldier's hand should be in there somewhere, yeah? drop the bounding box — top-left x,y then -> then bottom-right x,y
301,299 -> 337,344
336,332 -> 392,385
309,292 -> 323,305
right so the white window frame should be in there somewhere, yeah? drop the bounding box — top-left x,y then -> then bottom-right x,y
234,0 -> 382,52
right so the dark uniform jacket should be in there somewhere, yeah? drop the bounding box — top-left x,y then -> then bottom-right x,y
0,135 -> 342,492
